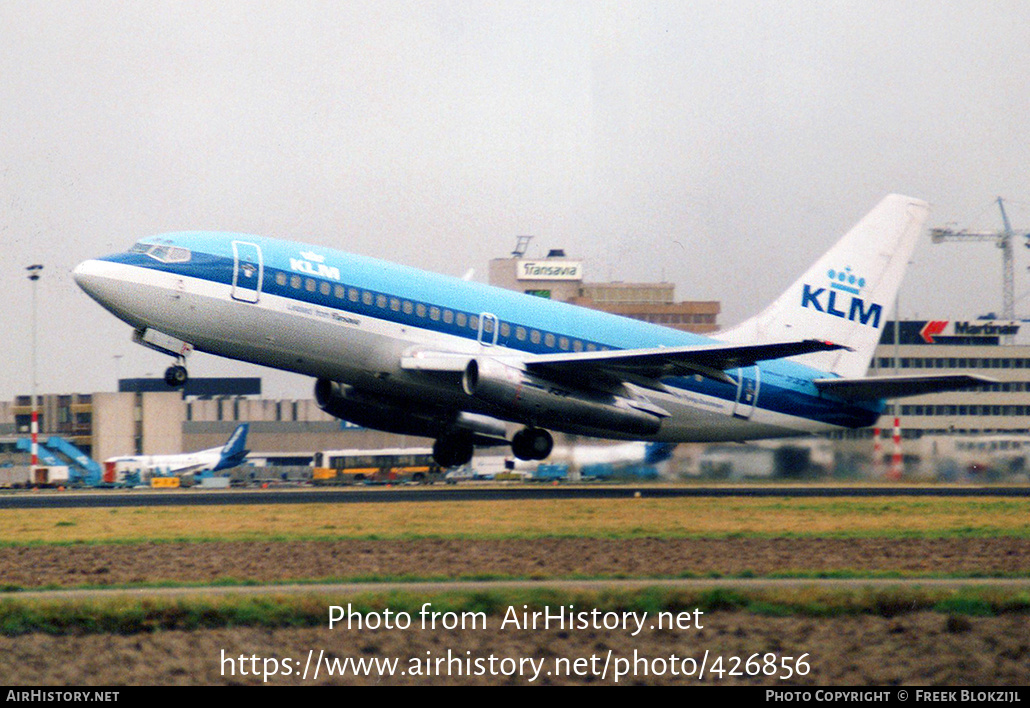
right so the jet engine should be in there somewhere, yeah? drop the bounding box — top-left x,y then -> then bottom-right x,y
314,378 -> 507,441
461,357 -> 664,436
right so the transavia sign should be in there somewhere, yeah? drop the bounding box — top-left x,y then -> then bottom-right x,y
516,260 -> 583,281
919,320 -> 1021,343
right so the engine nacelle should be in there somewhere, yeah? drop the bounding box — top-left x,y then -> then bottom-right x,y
462,358 -> 663,436
314,378 -> 508,441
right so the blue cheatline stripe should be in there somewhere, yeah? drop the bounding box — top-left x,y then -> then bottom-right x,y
101,233 -> 883,429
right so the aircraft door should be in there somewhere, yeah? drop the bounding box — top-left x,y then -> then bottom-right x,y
478,312 -> 499,347
231,241 -> 263,303
732,366 -> 760,420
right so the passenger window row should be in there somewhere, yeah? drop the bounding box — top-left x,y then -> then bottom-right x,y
272,270 -> 607,353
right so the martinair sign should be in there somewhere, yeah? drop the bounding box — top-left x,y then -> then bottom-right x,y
516,260 -> 583,281
919,320 -> 1021,344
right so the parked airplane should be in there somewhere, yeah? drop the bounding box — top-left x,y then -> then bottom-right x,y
74,195 -> 993,467
103,423 -> 249,477
550,441 -> 677,469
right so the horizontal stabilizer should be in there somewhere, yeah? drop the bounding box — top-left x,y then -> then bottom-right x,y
813,374 -> 997,401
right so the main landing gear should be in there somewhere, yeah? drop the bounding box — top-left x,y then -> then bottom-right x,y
432,432 -> 475,469
431,426 -> 554,468
510,427 -> 553,461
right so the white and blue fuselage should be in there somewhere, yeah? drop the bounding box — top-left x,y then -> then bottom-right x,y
75,232 -> 877,444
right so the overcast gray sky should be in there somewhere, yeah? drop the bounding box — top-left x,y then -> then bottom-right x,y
3,1 -> 1030,401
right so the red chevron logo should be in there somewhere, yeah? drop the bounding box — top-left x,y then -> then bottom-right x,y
920,320 -> 949,343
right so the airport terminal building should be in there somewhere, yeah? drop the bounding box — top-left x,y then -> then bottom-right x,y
3,316 -> 1029,479
5,317 -> 1030,475
0,379 -> 433,467
848,319 -> 1030,439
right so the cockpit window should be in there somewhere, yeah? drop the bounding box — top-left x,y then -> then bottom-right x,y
130,240 -> 192,263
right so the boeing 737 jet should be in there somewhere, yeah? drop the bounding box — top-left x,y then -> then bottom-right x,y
74,195 -> 992,467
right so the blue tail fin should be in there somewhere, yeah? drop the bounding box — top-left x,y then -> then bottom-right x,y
644,442 -> 676,464
213,424 -> 249,471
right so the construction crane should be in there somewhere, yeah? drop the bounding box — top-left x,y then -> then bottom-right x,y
930,197 -> 1030,321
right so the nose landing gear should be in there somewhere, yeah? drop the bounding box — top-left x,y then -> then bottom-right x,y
133,328 -> 194,389
164,360 -> 188,388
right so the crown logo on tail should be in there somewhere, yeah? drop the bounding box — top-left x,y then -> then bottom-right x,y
827,266 -> 866,295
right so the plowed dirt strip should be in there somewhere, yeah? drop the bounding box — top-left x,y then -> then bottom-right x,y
1,613 -> 1027,685
2,537 -> 1028,588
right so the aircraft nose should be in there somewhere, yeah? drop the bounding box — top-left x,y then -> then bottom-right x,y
72,259 -> 104,296
73,257 -> 142,326
73,258 -> 127,305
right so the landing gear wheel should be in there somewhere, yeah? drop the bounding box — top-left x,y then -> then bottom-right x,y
511,427 -> 553,461
164,364 -> 188,388
432,434 -> 475,468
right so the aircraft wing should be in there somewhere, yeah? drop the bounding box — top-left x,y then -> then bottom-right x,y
525,339 -> 850,384
166,461 -> 209,475
813,373 -> 997,401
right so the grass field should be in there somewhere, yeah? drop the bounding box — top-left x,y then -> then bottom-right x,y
2,585 -> 1029,636
2,496 -> 1029,545
3,494 -> 1029,684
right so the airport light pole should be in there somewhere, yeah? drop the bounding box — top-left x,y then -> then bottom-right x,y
26,265 -> 43,480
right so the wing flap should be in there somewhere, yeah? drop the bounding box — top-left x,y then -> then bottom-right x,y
813,374 -> 997,401
399,340 -> 849,385
168,462 -> 205,475
527,339 -> 849,383
400,352 -> 470,372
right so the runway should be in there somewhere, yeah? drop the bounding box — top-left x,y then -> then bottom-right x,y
0,484 -> 1028,508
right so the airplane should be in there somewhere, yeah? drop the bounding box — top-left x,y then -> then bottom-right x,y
103,423 -> 249,477
74,194 -> 994,468
465,441 -> 676,481
548,441 -> 677,468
